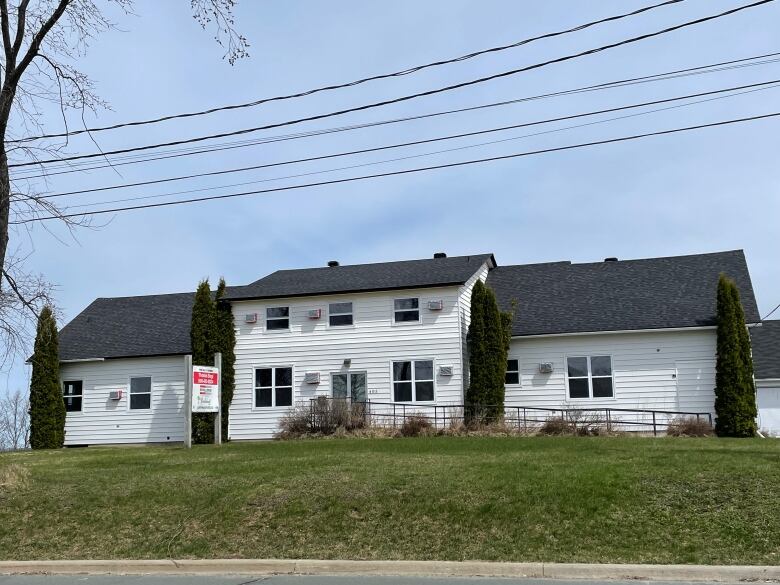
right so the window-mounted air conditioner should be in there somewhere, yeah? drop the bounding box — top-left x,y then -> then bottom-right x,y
439,365 -> 453,376
308,309 -> 322,319
428,300 -> 444,311
244,313 -> 258,324
304,372 -> 320,384
109,389 -> 123,401
539,362 -> 554,374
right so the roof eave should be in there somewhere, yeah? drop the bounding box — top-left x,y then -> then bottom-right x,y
224,281 -> 469,302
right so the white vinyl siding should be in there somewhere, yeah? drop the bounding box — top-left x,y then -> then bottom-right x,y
60,356 -> 186,446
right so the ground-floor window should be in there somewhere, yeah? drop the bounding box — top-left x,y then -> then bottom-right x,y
332,372 -> 367,401
505,359 -> 520,385
566,356 -> 613,399
63,380 -> 83,412
255,367 -> 293,407
129,376 -> 152,410
392,359 -> 434,402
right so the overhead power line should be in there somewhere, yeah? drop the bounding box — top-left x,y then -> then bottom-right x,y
13,110 -> 780,224
13,50 -> 780,180
10,0 -> 775,170
31,78 -> 780,202
10,0 -> 687,143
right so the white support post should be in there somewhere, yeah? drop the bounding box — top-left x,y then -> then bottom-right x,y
184,354 -> 192,449
214,352 -> 222,445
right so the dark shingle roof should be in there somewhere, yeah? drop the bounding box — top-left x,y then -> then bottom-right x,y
58,293 -> 194,361
224,254 -> 496,301
751,320 -> 780,380
486,250 -> 759,337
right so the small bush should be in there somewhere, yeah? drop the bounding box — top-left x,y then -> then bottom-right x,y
400,415 -> 432,437
667,417 -> 714,437
538,416 -> 574,436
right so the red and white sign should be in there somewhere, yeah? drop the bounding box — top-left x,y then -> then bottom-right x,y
192,365 -> 220,413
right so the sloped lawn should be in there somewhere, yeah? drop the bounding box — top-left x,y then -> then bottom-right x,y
0,436 -> 778,563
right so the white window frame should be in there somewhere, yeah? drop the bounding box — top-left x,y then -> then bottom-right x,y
392,297 -> 421,324
253,365 -> 294,409
128,375 -> 153,411
328,301 -> 354,328
331,371 -> 368,401
565,355 -> 615,401
505,359 -> 521,386
62,379 -> 83,414
265,306 -> 290,331
390,358 -> 435,403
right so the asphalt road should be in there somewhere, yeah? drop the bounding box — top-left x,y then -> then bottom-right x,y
0,577 -> 735,585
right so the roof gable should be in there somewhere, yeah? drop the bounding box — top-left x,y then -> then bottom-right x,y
751,320 -> 780,380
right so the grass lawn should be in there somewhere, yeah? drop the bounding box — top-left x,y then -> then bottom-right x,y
0,436 -> 779,564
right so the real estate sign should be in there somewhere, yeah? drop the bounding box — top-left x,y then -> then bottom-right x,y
192,365 -> 220,413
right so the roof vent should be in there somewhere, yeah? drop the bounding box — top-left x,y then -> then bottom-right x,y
327,260 -> 339,267
433,252 -> 447,259
604,257 -> 618,262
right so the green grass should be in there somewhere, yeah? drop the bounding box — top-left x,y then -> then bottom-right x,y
1,436 -> 779,563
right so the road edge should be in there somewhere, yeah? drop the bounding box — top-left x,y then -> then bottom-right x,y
0,559 -> 779,581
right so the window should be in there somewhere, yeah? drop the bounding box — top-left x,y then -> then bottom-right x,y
392,360 -> 434,402
63,380 -> 83,412
254,367 -> 293,407
332,372 -> 367,401
566,356 -> 613,399
329,302 -> 353,326
266,307 -> 289,330
393,298 -> 419,323
505,359 -> 520,385
129,376 -> 152,410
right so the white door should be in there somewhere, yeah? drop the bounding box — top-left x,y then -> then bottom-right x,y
757,383 -> 780,436
675,360 -> 716,415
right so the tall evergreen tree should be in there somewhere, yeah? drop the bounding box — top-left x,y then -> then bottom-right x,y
714,274 -> 757,437
29,305 -> 65,449
190,280 -> 216,444
214,278 -> 236,440
465,281 -> 513,422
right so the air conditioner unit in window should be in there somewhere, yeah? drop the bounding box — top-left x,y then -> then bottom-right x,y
244,313 -> 258,324
539,362 -> 553,374
428,300 -> 444,311
304,372 -> 320,384
109,389 -> 123,401
308,308 -> 322,319
439,365 -> 453,376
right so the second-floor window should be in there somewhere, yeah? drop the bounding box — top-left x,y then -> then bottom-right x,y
63,380 -> 83,412
266,306 -> 289,330
329,302 -> 353,326
393,298 -> 419,323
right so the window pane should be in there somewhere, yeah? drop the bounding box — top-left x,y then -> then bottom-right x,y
276,387 -> 292,407
256,368 -> 272,388
394,298 -> 418,310
64,396 -> 82,412
329,314 -> 353,327
567,357 -> 588,377
255,387 -> 272,407
350,373 -> 367,402
592,377 -> 614,398
266,307 -> 289,318
266,318 -> 289,330
507,359 -> 519,372
394,382 -> 412,402
332,374 -> 348,399
394,310 -> 419,322
505,372 -> 520,385
329,302 -> 352,314
414,360 -> 433,381
393,361 -> 412,381
568,378 -> 589,399
63,381 -> 82,396
130,377 -> 151,394
276,367 -> 292,387
130,393 -> 151,410
591,356 -> 612,376
415,381 -> 434,402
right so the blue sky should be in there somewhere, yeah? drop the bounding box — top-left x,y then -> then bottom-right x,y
4,0 -> 780,391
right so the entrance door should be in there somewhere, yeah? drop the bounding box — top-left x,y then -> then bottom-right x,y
332,372 -> 367,401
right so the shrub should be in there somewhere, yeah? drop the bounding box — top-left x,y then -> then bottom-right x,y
277,398 -> 369,438
399,414 -> 432,437
667,417 -> 714,437
538,416 -> 574,436
277,403 -> 313,439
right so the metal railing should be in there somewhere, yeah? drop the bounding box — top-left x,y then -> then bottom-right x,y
307,396 -> 713,436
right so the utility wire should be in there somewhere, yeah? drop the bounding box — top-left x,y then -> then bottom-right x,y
14,51 -> 780,180
13,110 -> 780,224
31,79 -> 780,202
9,0 -> 775,170
761,302 -> 780,320
9,0 -> 687,143
50,82 -> 780,212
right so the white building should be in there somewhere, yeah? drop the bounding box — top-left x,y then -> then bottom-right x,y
56,249 -> 769,445
751,320 -> 780,436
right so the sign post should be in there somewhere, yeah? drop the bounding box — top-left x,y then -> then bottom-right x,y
214,352 -> 222,445
184,354 -> 193,449
185,354 -> 222,448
